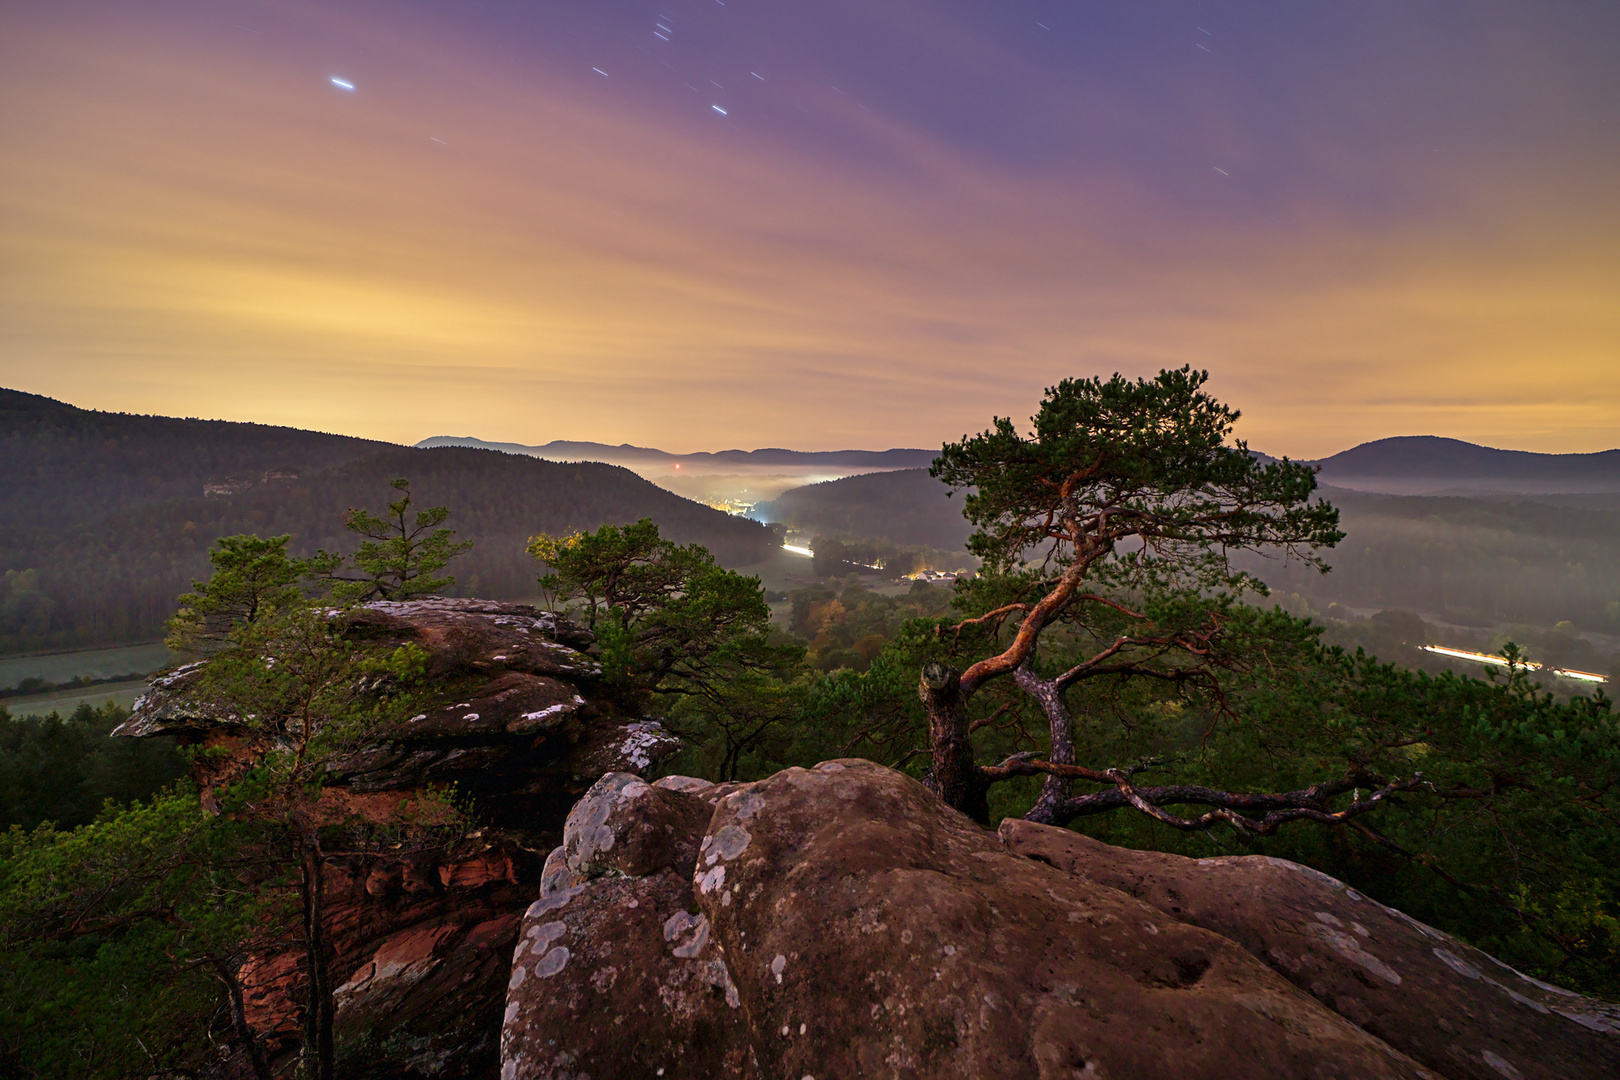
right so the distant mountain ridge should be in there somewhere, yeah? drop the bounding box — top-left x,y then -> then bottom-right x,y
423,432 -> 1620,495
417,435 -> 935,471
1309,436 -> 1620,495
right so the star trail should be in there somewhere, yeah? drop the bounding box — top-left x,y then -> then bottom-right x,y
1,0 -> 1615,453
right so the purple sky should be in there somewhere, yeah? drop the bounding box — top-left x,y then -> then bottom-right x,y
2,1 -> 1616,453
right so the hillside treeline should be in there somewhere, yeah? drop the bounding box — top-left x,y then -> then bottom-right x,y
759,467 -> 970,548
0,387 -> 388,529
0,447 -> 775,653
1250,490 -> 1620,632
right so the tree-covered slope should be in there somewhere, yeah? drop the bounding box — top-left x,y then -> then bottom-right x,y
758,468 -> 971,549
1,445 -> 776,653
0,388 -> 391,529
1252,488 -> 1620,632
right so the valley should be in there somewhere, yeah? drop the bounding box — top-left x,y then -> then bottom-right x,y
4,377 -> 1618,1078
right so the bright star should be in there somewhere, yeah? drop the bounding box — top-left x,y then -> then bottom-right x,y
330,77 -> 355,91
712,105 -> 727,115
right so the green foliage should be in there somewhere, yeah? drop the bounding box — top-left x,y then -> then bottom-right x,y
932,366 -> 1341,585
192,606 -> 442,819
785,578 -> 953,673
166,535 -> 466,1079
1203,648 -> 1620,997
906,369 -> 1344,824
531,519 -> 807,778
531,518 -> 715,631
787,368 -> 1619,995
312,478 -> 473,603
0,701 -> 186,831
166,480 -> 471,647
0,528 -> 472,1078
166,532 -> 309,651
661,636 -> 810,781
0,789 -> 280,1079
807,595 -> 1620,996
530,518 -> 795,701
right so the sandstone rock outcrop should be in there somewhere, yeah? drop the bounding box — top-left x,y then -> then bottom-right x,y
121,604 -> 1620,1080
115,598 -> 681,1078
502,772 -> 757,1079
501,759 -> 1619,1080
118,599 -> 677,827
691,759 -> 1429,1079
1000,819 -> 1620,1080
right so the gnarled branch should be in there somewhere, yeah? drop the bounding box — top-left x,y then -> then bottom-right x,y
977,755 -> 1424,835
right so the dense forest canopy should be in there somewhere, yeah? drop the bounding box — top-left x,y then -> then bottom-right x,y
0,388 -> 389,529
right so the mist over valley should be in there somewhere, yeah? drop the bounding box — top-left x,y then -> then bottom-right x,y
6,386 -> 1617,698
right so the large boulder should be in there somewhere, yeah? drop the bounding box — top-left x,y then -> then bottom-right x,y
502,774 -> 757,1079
505,760 -> 1449,1078
557,771 -> 715,881
693,759 -> 1429,1079
502,759 -> 1619,1079
114,598 -> 683,1079
1000,819 -> 1620,1080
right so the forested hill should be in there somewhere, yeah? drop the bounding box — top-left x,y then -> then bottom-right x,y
1312,436 -> 1620,495
1,441 -> 776,654
757,468 -> 971,549
0,387 -> 391,529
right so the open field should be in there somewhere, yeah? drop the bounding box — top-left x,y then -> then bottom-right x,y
3,679 -> 149,719
0,642 -> 174,688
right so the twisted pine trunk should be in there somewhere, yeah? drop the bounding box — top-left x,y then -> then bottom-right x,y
919,662 -> 990,823
1015,664 -> 1074,825
300,837 -> 336,1080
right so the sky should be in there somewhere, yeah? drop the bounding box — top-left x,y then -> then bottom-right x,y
1,0 -> 1616,456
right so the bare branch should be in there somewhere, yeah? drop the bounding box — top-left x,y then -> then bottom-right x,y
1085,769 -> 1423,834
977,756 -> 1424,835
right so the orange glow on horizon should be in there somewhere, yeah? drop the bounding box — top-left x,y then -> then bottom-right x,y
1,3 -> 1616,457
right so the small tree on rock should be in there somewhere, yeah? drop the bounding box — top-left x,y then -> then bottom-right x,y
167,534 -> 308,653
311,478 -> 472,602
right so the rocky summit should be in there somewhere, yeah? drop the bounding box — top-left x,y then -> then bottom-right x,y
116,599 -> 1619,1079
504,760 -> 1620,1080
